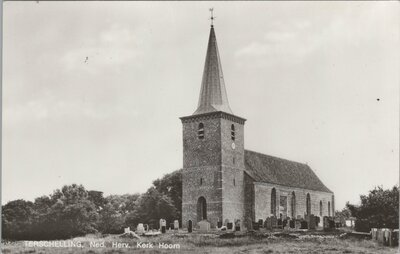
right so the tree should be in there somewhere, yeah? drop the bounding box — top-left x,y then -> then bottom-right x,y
126,187 -> 178,228
32,184 -> 99,239
97,194 -> 140,234
347,185 -> 399,232
2,200 -> 35,240
152,169 -> 182,222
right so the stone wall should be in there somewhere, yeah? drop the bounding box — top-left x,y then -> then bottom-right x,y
253,182 -> 334,221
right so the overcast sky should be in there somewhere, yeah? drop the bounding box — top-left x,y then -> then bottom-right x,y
3,1 -> 399,210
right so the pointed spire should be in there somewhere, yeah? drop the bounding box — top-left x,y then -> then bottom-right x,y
193,25 -> 233,115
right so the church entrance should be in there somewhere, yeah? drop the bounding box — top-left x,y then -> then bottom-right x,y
197,196 -> 207,221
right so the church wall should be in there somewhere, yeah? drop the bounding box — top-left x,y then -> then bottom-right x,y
254,182 -> 334,222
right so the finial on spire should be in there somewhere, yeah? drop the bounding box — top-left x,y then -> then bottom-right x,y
209,8 -> 215,27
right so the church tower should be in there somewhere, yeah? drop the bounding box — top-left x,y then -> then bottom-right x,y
180,22 -> 247,228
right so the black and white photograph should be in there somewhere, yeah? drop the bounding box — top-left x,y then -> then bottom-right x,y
2,1 -> 399,253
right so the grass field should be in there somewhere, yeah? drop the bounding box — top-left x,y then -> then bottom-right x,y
2,230 -> 398,254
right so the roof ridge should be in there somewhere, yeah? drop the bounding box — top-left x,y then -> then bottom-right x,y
244,149 -> 308,167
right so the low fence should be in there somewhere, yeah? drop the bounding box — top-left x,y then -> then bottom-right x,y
370,228 -> 399,247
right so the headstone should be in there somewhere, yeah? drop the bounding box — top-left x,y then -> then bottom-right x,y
198,220 -> 210,232
159,219 -> 166,230
323,216 -> 329,229
253,221 -> 260,230
174,220 -> 179,230
227,222 -> 233,230
188,220 -> 193,233
235,220 -> 241,231
258,219 -> 264,228
161,226 -> 166,234
271,216 -> 278,228
371,228 -> 378,240
265,217 -> 272,230
144,224 -> 149,232
217,221 -> 223,228
124,227 -> 130,234
277,218 -> 283,228
295,220 -> 301,229
170,223 -> 174,230
289,219 -> 295,228
136,223 -> 145,234
308,215 -> 316,230
300,220 -> 308,229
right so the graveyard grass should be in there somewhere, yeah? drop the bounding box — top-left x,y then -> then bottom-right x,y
2,230 -> 398,254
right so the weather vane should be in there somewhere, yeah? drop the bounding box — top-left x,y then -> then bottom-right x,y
209,8 -> 216,27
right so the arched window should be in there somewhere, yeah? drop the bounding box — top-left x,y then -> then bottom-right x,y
198,123 -> 204,139
233,178 -> 236,186
231,124 -> 235,141
328,201 -> 331,217
291,192 -> 296,218
306,193 -> 311,216
319,201 -> 323,216
200,178 -> 203,185
271,188 -> 277,216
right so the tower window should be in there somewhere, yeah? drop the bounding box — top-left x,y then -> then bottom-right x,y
198,123 -> 204,139
200,178 -> 203,185
233,157 -> 235,165
233,178 -> 236,186
231,124 -> 235,141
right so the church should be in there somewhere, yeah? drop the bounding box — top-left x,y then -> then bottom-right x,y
180,22 -> 334,230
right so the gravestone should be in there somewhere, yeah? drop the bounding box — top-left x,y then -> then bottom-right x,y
300,220 -> 308,229
161,226 -> 166,234
235,220 -> 241,231
277,218 -> 283,229
124,227 -> 130,234
227,222 -> 233,230
174,220 -> 179,230
217,221 -> 223,228
265,217 -> 272,230
159,219 -> 166,230
253,221 -> 260,230
198,220 -> 210,232
289,219 -> 295,228
136,224 -> 145,234
283,220 -> 290,230
308,215 -> 316,230
258,219 -> 263,228
144,224 -> 149,232
295,220 -> 301,229
323,216 -> 335,230
170,223 -> 174,230
188,220 -> 193,233
271,216 -> 278,229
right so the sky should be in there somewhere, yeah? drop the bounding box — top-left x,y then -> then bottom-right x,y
3,1 -> 399,210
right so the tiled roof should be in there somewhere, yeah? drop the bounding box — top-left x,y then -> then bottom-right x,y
244,150 -> 332,193
193,26 -> 233,115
